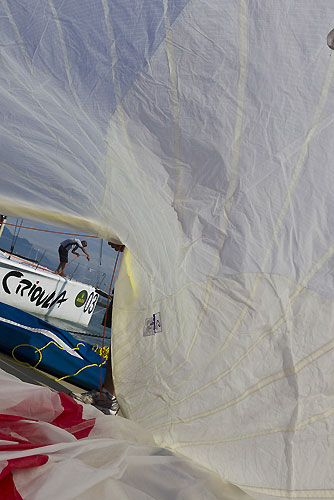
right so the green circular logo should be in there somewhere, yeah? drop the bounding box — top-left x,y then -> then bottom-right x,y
75,290 -> 88,307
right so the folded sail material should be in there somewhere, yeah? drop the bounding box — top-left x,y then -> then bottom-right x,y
1,1 -> 334,498
0,369 -> 246,500
0,301 -> 106,390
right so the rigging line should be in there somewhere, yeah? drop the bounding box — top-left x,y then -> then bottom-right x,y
5,223 -> 99,238
95,238 -> 104,288
11,218 -> 23,253
10,218 -> 23,255
99,246 -> 122,398
9,218 -> 19,254
99,239 -> 103,266
61,254 -> 80,275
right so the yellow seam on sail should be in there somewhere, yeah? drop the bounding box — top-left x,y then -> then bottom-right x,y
113,1 -> 186,367
1,42 -> 104,161
120,0 -> 249,385
1,0 -> 32,69
167,0 -> 249,379
123,250 -> 139,298
1,120 -> 96,195
0,60 -> 101,170
101,0 -> 170,285
216,53 -> 334,356
162,52 -> 334,389
100,0 -> 146,264
171,407 -> 334,449
103,0 -> 176,275
138,289 -> 329,420
144,243 -> 334,413
132,9 -> 334,398
109,4 -> 187,369
115,241 -> 334,402
113,31 -> 334,417
0,196 -> 109,237
0,121 -> 100,211
114,0 -> 204,367
233,485 -> 334,499
149,338 -> 334,430
47,0 -> 104,147
118,241 -> 334,380
0,124 -> 72,183
0,161 -> 70,202
101,1 -> 172,375
2,0 -> 106,204
4,0 -> 104,158
163,0 -> 182,223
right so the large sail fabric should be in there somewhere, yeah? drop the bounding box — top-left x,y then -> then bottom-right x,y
0,0 -> 189,238
1,1 -> 334,498
113,3 -> 334,498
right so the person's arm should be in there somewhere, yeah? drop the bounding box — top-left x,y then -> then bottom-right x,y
82,248 -> 90,261
71,243 -> 80,256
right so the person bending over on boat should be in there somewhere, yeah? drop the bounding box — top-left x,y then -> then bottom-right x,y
55,238 -> 90,276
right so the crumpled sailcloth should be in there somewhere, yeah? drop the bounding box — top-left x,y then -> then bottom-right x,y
1,1 -> 334,499
0,368 -> 243,499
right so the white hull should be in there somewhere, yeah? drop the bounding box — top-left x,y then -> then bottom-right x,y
0,252 -> 98,327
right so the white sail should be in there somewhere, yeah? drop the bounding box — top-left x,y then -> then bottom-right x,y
1,1 -> 334,498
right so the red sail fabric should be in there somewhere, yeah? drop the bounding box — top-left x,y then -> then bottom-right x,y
0,393 -> 95,499
0,369 -> 244,499
1,456 -> 48,500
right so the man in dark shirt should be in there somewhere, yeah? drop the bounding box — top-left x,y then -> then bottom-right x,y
55,238 -> 90,276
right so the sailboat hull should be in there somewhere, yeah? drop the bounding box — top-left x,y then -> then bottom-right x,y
0,252 -> 98,327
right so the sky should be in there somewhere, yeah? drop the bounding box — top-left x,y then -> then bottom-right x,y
0,215 -> 121,293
